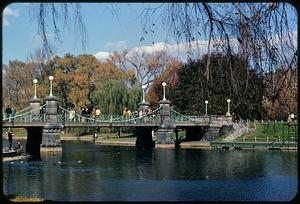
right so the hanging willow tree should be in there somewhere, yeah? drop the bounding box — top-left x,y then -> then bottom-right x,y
91,79 -> 142,115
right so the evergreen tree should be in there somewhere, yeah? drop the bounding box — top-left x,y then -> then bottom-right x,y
170,53 -> 265,120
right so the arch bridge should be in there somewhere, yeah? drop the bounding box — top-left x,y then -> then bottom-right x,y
3,82 -> 233,154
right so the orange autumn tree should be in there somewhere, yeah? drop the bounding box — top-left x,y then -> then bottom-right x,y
50,54 -> 136,111
148,59 -> 181,108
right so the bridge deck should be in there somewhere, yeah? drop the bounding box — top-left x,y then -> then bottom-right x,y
2,121 -> 228,128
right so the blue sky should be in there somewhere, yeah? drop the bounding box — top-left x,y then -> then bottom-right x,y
2,3 -> 175,64
2,3 -> 297,65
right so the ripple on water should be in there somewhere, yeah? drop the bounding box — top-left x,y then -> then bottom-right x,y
2,142 -> 298,201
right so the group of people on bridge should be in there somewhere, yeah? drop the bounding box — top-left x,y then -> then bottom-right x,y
68,106 -> 102,121
65,104 -> 153,122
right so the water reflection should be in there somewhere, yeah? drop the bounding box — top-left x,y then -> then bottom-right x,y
2,140 -> 297,201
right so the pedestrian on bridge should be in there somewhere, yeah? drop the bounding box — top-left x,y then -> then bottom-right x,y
95,107 -> 101,119
91,107 -> 96,119
81,107 -> 87,123
123,107 -> 127,116
5,105 -> 12,121
69,109 -> 75,122
85,107 -> 91,123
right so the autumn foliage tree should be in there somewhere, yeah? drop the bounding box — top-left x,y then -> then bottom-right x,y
147,59 -> 181,108
262,68 -> 297,120
3,59 -> 50,110
3,53 -> 140,115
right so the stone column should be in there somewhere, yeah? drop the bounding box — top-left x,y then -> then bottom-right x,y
44,96 -> 58,123
41,95 -> 62,151
156,99 -> 174,145
138,101 -> 150,115
29,98 -> 41,121
201,127 -> 220,141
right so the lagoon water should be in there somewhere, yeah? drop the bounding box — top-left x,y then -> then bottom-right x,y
2,140 -> 298,201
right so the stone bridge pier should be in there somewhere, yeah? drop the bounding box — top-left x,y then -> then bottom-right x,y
155,99 -> 175,145
40,95 -> 63,151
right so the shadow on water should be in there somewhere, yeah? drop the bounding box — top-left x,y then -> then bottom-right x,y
27,154 -> 42,162
136,147 -> 153,158
25,142 -> 42,162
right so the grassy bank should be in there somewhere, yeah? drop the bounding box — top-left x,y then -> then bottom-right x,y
236,121 -> 297,142
2,128 -> 27,139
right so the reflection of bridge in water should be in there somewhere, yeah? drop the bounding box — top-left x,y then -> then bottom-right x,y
3,82 -> 233,155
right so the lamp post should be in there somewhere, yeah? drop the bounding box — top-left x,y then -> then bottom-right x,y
33,79 -> 38,99
49,76 -> 54,96
162,82 -> 167,100
205,100 -> 208,115
226,99 -> 231,116
142,85 -> 146,102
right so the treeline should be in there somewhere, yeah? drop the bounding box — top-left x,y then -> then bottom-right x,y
3,52 -> 297,120
3,54 -> 140,115
148,53 -> 297,121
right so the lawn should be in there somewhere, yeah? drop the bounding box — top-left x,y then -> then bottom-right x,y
236,121 -> 297,142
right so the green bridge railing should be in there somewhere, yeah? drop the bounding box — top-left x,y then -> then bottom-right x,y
3,106 -> 222,125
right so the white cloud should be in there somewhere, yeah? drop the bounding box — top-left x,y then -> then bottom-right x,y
3,7 -> 20,17
3,7 -> 20,27
94,38 -> 240,62
104,41 -> 127,49
94,51 -> 111,61
127,40 -> 211,61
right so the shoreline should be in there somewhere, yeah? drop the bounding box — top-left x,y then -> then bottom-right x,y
2,135 -> 297,151
2,155 -> 29,162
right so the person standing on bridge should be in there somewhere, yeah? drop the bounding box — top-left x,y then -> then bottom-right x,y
123,107 -> 127,116
91,107 -> 96,119
69,109 -> 75,122
81,107 -> 87,123
95,107 -> 101,119
7,129 -> 14,150
5,105 -> 12,121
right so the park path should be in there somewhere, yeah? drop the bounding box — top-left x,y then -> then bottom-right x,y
223,122 -> 247,142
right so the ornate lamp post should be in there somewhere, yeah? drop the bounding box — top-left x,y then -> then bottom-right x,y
205,100 -> 208,115
226,99 -> 231,116
142,85 -> 146,102
33,79 -> 38,99
49,76 -> 54,96
162,82 -> 167,100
